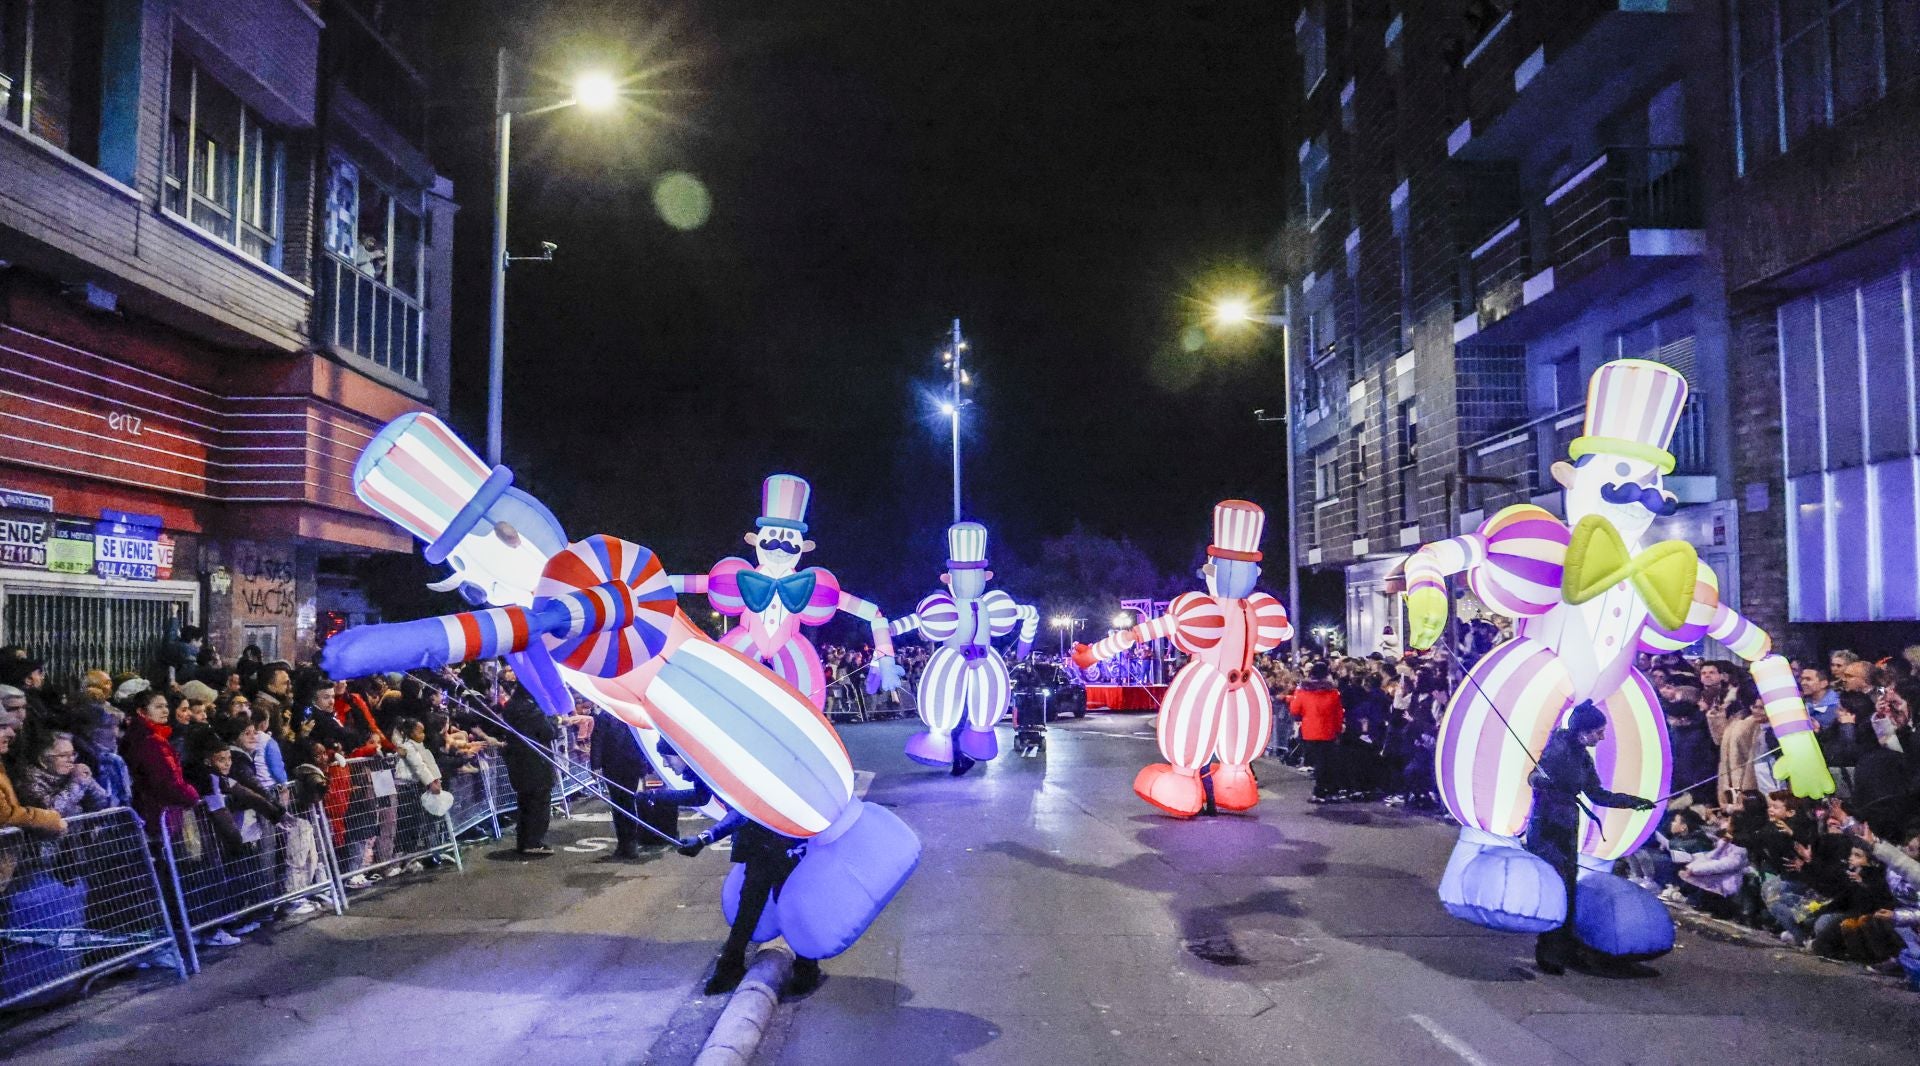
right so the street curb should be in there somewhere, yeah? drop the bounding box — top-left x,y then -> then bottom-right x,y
693,946 -> 793,1066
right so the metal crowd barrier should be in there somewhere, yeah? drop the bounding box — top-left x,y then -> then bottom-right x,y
334,757 -> 462,888
444,757 -> 498,839
158,792 -> 346,974
0,808 -> 186,1009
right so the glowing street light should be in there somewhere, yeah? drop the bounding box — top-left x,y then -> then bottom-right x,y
1206,289 -> 1299,656
938,401 -> 956,416
570,71 -> 620,111
1049,615 -> 1084,656
1111,612 -> 1134,628
486,50 -> 625,466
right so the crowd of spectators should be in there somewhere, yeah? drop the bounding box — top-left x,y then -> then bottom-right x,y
0,629 -> 562,954
1263,641 -> 1920,980
5,617 -> 1916,991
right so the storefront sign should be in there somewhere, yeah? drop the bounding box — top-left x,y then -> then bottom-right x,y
0,514 -> 51,568
94,510 -> 166,582
49,523 -> 94,574
0,488 -> 54,513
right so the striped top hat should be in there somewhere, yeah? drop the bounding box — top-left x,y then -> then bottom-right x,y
946,521 -> 989,570
1570,359 -> 1689,474
757,474 -> 812,532
354,413 -> 511,564
1207,499 -> 1265,562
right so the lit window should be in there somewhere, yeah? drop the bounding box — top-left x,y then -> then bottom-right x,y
1296,2 -> 1326,95
165,49 -> 286,268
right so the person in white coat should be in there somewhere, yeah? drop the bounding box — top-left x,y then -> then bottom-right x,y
389,717 -> 446,872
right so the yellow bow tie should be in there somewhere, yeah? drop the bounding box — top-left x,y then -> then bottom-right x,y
1561,515 -> 1698,632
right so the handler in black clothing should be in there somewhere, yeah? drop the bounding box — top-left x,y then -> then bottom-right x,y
501,678 -> 559,855
588,708 -> 663,859
645,743 -> 823,998
1525,701 -> 1655,974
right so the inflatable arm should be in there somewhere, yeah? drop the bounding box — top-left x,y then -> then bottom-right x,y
1077,612 -> 1178,667
1402,532 -> 1487,650
1012,602 -> 1039,658
837,590 -> 897,659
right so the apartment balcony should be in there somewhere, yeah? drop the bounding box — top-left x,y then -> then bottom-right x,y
315,250 -> 425,385
1462,393 -> 1715,514
1456,146 -> 1704,346
1448,1 -> 1695,163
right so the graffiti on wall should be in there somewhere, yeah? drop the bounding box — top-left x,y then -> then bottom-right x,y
232,543 -> 298,621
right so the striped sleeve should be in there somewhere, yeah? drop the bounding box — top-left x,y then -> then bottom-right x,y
1640,561 -> 1720,652
1751,654 -> 1814,739
1247,592 -> 1294,652
1014,601 -> 1039,645
1461,506 -> 1569,618
836,588 -> 896,658
704,558 -> 751,616
1404,533 -> 1483,595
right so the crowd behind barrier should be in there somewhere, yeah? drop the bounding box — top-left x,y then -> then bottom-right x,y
3,627 -> 1917,1012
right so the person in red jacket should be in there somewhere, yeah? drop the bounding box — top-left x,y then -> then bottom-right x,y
1289,660 -> 1345,803
120,689 -> 201,837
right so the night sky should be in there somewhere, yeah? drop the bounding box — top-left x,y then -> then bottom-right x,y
425,1 -> 1291,614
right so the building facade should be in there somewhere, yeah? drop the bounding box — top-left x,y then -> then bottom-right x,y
1281,1 -> 1763,657
1710,0 -> 1920,656
0,0 -> 456,684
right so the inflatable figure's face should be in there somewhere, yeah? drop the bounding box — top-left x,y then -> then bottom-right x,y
746,525 -> 814,577
1553,453 -> 1676,545
1201,558 -> 1260,599
427,521 -> 552,607
943,567 -> 989,600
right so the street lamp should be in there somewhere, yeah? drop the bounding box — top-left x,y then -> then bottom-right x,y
1049,615 -> 1084,657
487,51 -> 625,466
940,319 -> 971,523
1212,293 -> 1300,659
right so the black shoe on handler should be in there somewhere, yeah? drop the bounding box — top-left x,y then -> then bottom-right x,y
786,957 -> 825,998
704,954 -> 749,996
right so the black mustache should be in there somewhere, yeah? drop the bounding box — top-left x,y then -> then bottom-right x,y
1600,481 -> 1678,516
758,538 -> 803,554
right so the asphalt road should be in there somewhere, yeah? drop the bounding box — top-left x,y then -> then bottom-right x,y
3,713 -> 1916,1065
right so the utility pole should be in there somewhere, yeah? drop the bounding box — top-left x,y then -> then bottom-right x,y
948,318 -> 965,524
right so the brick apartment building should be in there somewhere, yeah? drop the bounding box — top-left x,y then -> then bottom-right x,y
1278,0 -> 1918,658
1708,0 -> 1920,656
0,0 -> 457,684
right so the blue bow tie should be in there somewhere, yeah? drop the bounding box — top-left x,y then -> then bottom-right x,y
737,569 -> 817,614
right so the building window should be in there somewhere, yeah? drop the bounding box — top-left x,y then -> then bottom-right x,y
316,152 -> 426,380
1733,0 -> 1896,175
1398,401 -> 1419,525
165,48 -> 286,268
1,0 -> 111,163
1300,134 -> 1330,222
1297,1 -> 1326,96
1778,261 -> 1920,623
1550,350 -> 1582,410
1314,444 -> 1341,501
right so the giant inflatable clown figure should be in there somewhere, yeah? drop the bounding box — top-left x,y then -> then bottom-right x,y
1402,359 -> 1832,960
323,413 -> 918,959
1073,501 -> 1293,817
671,475 -> 902,708
888,522 -> 1039,767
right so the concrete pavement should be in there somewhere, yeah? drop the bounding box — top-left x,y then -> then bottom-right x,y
755,714 -> 1920,1066
2,713 -> 1916,1065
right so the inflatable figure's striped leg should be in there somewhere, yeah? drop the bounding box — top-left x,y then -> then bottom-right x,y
1580,669 -> 1670,861
1567,668 -> 1677,961
1210,680 -> 1273,811
905,647 -> 968,766
1134,663 -> 1222,817
955,650 -> 1009,761
1435,637 -> 1574,837
1432,638 -> 1578,934
765,638 -> 829,710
